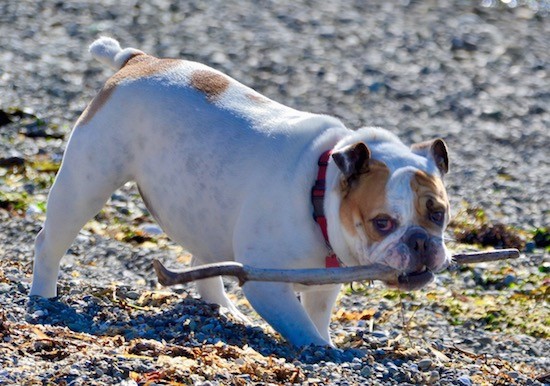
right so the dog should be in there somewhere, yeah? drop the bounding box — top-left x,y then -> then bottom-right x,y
30,37 -> 451,347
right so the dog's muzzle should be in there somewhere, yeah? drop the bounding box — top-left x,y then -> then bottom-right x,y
394,227 -> 442,290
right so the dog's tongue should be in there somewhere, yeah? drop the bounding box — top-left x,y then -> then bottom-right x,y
397,270 -> 434,290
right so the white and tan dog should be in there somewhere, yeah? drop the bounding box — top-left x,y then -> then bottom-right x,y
30,37 -> 451,347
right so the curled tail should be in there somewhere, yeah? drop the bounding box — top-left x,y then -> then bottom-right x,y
89,37 -> 144,70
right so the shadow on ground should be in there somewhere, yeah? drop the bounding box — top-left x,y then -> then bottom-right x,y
26,295 -> 363,363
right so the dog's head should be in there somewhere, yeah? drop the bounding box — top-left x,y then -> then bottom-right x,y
332,129 -> 450,290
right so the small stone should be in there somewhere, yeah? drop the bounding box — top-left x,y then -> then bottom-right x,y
23,183 -> 35,194
69,367 -> 81,376
307,378 -> 322,383
116,207 -> 131,216
369,81 -> 386,93
417,348 -> 428,356
138,223 -> 163,235
418,358 -> 433,371
477,337 -> 493,346
22,121 -> 64,139
428,370 -> 440,383
507,371 -> 519,379
125,291 -> 140,300
0,283 -> 10,293
480,108 -> 503,121
503,274 -> 516,287
31,310 -> 47,318
26,204 -> 44,217
0,150 -> 25,167
524,241 -> 536,253
370,330 -> 388,338
110,193 -> 128,202
0,109 -> 12,126
458,375 -> 472,386
528,105 -> 545,115
386,361 -> 399,374
117,381 -> 138,386
451,36 -> 477,51
360,365 -> 372,377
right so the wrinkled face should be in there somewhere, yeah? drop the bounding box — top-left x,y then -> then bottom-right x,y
335,141 -> 451,290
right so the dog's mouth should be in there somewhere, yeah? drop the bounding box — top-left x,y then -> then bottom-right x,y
398,266 -> 434,290
385,266 -> 434,291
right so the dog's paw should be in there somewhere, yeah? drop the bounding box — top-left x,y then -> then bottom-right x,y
218,305 -> 250,325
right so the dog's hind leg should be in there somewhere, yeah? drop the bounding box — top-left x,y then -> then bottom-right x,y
30,125 -> 131,298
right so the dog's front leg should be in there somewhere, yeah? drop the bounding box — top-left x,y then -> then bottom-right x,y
242,281 -> 330,347
300,285 -> 341,346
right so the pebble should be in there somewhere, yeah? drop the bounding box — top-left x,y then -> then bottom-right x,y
428,370 -> 440,383
138,223 -> 164,236
458,375 -> 473,386
370,330 -> 388,339
125,291 -> 140,300
502,274 -> 517,286
374,348 -> 386,356
386,361 -> 399,374
418,358 -> 433,371
0,150 -> 25,167
0,283 -> 10,294
25,204 -> 44,217
360,366 -> 372,377
118,381 -> 138,386
31,310 -> 47,318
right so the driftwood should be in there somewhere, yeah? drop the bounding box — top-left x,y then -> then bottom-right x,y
153,248 -> 520,288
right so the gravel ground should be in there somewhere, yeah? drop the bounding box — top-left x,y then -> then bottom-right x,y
1,0 -> 549,385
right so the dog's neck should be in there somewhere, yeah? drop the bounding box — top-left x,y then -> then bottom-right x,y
321,153 -> 363,268
312,150 -> 345,268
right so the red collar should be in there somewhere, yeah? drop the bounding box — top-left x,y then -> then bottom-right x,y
311,150 -> 341,268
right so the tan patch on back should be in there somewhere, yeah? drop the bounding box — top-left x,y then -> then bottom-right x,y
339,161 -> 390,243
77,54 -> 180,126
190,69 -> 230,101
410,170 -> 449,234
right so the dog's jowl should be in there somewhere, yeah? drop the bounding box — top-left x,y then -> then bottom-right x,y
31,37 -> 451,347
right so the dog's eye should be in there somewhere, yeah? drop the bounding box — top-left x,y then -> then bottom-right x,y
430,211 -> 444,225
373,217 -> 395,234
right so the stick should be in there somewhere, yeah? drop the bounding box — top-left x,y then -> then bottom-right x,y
153,260 -> 399,287
153,248 -> 520,287
451,248 -> 520,264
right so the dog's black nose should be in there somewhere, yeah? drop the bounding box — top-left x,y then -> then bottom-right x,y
406,229 -> 429,258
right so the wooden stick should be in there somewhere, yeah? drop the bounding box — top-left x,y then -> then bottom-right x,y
153,248 -> 520,287
153,260 -> 400,286
451,248 -> 520,264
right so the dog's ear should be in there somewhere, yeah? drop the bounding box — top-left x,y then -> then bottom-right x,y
332,142 -> 371,181
411,138 -> 449,175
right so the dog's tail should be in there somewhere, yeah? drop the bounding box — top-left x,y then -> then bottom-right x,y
89,37 -> 144,70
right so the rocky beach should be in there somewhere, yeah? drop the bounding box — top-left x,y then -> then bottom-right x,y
0,1 -> 548,385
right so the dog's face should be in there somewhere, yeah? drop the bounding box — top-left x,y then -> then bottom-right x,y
333,138 -> 450,290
